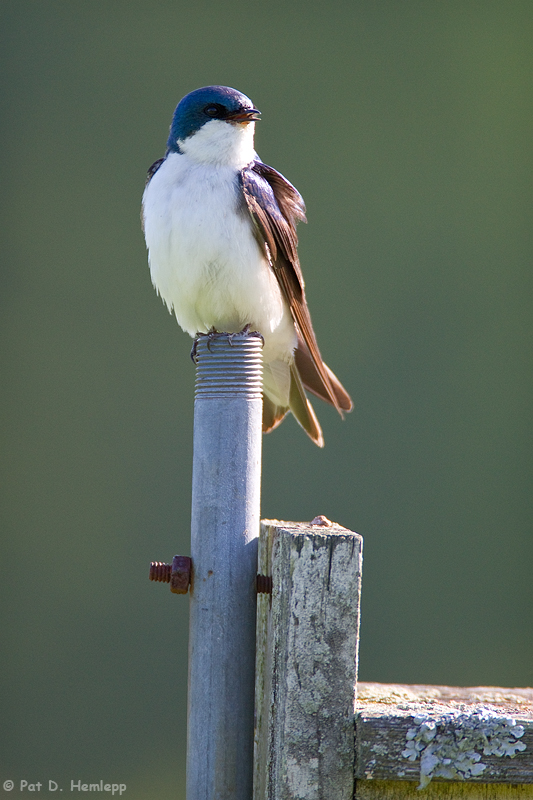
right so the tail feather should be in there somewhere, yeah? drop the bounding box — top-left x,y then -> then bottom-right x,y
263,396 -> 289,434
294,335 -> 353,413
288,364 -> 324,447
262,340 -> 349,447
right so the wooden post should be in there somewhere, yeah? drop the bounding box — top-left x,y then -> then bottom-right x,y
254,519 -> 363,800
187,332 -> 263,800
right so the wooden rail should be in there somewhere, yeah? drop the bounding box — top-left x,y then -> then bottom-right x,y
356,683 -> 533,797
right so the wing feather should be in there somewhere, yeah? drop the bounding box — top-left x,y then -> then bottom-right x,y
241,161 -> 350,416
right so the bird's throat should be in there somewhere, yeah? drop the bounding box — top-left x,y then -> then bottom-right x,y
177,119 -> 256,168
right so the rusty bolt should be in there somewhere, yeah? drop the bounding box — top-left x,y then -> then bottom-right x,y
256,574 -> 272,594
149,561 -> 172,582
149,556 -> 192,594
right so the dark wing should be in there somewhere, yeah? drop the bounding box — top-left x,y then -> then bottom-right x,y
146,157 -> 165,186
240,160 -> 352,415
141,157 -> 166,232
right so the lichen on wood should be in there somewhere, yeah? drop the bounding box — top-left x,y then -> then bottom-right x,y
355,683 -> 533,790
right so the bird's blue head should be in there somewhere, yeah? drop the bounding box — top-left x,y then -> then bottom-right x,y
166,86 -> 261,153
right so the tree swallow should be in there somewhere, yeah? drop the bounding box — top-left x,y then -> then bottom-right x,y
142,85 -> 352,446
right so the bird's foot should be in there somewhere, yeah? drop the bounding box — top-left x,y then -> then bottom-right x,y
191,326 -> 264,361
191,328 -> 218,362
228,324 -> 264,348
205,327 -> 219,353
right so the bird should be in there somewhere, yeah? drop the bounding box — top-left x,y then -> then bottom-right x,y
141,85 -> 352,446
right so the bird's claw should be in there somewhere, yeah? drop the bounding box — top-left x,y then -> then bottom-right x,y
249,330 -> 265,348
205,327 -> 218,353
190,339 -> 199,363
228,324 -> 264,349
228,324 -> 251,346
191,329 -> 217,361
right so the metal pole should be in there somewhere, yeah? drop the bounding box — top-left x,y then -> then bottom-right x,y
186,332 -> 263,800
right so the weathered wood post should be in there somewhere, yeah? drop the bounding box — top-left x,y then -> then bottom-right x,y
254,519 -> 363,800
187,332 -> 263,800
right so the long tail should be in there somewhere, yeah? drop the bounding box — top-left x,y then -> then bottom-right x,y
294,335 -> 353,413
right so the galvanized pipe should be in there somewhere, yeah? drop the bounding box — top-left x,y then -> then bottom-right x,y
186,332 -> 263,800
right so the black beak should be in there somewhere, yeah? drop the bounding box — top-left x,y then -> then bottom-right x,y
226,107 -> 261,123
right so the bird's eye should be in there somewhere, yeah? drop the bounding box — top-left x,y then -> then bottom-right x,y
204,104 -> 224,117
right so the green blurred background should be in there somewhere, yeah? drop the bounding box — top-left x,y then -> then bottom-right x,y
1,0 -> 531,795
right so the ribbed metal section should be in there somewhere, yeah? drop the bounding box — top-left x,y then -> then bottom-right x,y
194,332 -> 263,398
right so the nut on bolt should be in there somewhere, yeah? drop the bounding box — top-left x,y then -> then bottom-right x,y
256,574 -> 272,594
149,555 -> 192,594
